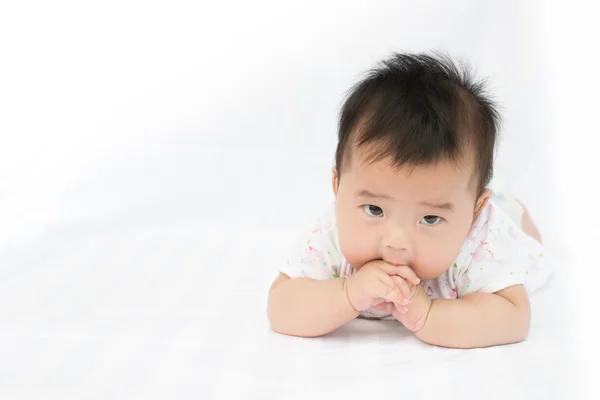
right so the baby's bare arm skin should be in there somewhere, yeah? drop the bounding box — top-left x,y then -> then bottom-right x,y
516,200 -> 542,243
267,273 -> 359,337
268,263 -> 415,337
415,284 -> 531,348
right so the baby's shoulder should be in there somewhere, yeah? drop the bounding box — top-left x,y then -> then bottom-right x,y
445,199 -> 552,296
310,201 -> 338,234
456,199 -> 541,265
466,199 -> 516,239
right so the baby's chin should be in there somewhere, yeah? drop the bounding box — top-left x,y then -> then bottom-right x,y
414,270 -> 446,281
408,263 -> 450,281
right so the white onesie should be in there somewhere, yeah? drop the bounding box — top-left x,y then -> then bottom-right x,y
279,184 -> 554,320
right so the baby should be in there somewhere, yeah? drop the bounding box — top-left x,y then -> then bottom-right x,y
267,52 -> 553,349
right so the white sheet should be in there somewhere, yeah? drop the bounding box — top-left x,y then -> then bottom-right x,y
0,219 -> 577,398
1,1 -> 593,398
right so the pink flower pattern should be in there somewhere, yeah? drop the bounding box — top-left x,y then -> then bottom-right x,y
283,191 -> 551,313
301,246 -> 324,265
426,286 -> 434,298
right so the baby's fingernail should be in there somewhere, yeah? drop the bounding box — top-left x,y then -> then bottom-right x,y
415,278 -> 420,284
402,299 -> 409,305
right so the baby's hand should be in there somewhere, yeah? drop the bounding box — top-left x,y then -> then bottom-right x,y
344,260 -> 421,312
372,270 -> 432,332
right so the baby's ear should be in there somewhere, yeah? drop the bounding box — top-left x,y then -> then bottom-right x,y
331,166 -> 339,196
473,188 -> 492,220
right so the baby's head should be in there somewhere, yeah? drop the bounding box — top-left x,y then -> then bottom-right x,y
332,52 -> 500,280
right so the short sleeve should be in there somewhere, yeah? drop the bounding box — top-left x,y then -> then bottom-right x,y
279,204 -> 343,280
454,200 -> 554,297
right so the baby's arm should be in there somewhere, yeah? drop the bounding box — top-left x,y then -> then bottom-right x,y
267,273 -> 359,337
268,262 -> 417,337
414,284 -> 530,348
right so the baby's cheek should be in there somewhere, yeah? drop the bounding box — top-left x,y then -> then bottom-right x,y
413,244 -> 458,280
338,231 -> 376,270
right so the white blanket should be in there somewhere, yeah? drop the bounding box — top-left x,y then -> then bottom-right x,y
0,2 -> 588,397
0,221 -> 575,399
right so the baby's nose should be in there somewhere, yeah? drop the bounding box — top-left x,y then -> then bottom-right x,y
381,225 -> 411,252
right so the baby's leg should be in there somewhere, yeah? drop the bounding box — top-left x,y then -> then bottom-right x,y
487,173 -> 542,243
515,200 -> 542,243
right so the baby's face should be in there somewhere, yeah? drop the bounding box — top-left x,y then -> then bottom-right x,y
333,150 -> 488,281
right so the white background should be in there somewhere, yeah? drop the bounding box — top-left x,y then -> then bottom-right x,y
0,0 -> 597,398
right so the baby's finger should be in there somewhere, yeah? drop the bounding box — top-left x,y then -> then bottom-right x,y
375,272 -> 396,289
372,302 -> 394,313
377,278 -> 407,305
381,264 -> 420,285
372,297 -> 387,307
388,287 -> 408,306
391,275 -> 411,301
391,303 -> 408,317
373,279 -> 396,300
372,278 -> 402,304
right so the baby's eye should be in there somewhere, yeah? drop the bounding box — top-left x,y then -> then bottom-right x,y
363,205 -> 384,217
420,215 -> 441,225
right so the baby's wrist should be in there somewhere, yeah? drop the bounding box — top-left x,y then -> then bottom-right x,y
410,292 -> 433,334
341,277 -> 360,314
412,304 -> 432,334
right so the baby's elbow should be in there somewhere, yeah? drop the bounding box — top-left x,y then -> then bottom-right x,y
511,306 -> 531,344
267,288 -> 282,331
514,324 -> 529,344
268,314 -> 286,336
267,285 -> 325,338
267,285 -> 292,336
494,285 -> 531,343
521,313 -> 531,342
267,274 -> 289,323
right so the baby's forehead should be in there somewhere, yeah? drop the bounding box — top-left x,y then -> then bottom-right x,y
347,149 -> 478,196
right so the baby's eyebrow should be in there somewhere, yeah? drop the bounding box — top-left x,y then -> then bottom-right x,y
420,200 -> 454,212
355,189 -> 396,201
356,189 -> 454,211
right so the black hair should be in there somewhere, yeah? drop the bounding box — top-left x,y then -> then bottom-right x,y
335,52 -> 501,194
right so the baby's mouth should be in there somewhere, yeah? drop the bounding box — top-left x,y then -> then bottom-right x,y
382,259 -> 409,268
